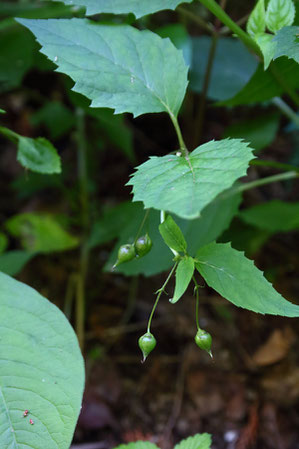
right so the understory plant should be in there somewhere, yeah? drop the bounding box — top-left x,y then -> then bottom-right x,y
0,0 -> 299,447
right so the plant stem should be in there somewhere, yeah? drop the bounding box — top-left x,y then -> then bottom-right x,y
76,107 -> 90,351
147,262 -> 178,333
193,276 -> 200,331
197,0 -> 261,56
169,114 -> 189,156
272,97 -> 299,128
177,5 -> 216,35
0,125 -> 20,143
250,159 -> 299,173
134,209 -> 150,244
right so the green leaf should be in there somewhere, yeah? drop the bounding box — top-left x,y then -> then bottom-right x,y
156,23 -> 192,67
128,139 -> 253,220
0,271 -> 84,448
18,19 -> 188,118
221,58 -> 299,106
0,108 -> 6,114
195,242 -> 299,316
273,26 -> 299,64
114,443 -> 159,449
255,33 -> 276,69
6,213 -> 79,253
17,136 -> 61,174
190,37 -> 258,101
159,215 -> 187,253
0,25 -> 35,93
171,256 -> 194,303
31,101 -> 75,140
239,200 -> 299,232
0,232 -> 8,253
247,0 -> 266,37
223,113 -> 279,151
174,433 -> 212,449
0,250 -> 35,276
51,0 -> 193,18
266,0 -> 295,33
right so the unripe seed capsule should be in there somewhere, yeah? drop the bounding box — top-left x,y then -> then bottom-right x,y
113,244 -> 136,269
138,332 -> 156,362
135,233 -> 153,257
195,329 -> 213,357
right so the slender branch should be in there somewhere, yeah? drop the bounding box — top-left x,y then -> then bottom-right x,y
134,209 -> 150,244
250,159 -> 299,173
177,5 -> 216,35
197,0 -> 262,56
147,263 -> 178,333
0,125 -> 20,143
193,276 -> 200,331
272,97 -> 299,128
169,114 -> 189,156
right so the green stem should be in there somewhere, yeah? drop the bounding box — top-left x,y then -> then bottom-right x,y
0,125 -> 20,143
193,276 -> 200,331
197,0 -> 261,56
134,209 -> 150,244
76,108 -> 90,351
147,262 -> 178,333
272,97 -> 299,128
250,159 -> 299,173
227,171 -> 299,197
169,114 -> 189,156
177,6 -> 216,35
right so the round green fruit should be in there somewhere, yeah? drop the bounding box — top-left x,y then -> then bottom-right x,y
135,233 -> 153,257
113,244 -> 136,268
195,329 -> 213,357
138,332 -> 157,362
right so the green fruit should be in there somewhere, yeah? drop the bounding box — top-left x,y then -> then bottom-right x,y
138,332 -> 156,362
113,244 -> 136,268
195,329 -> 213,357
135,233 -> 153,257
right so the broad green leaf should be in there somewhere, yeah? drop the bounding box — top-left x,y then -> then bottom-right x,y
0,232 -> 8,253
223,113 -> 279,151
31,101 -> 75,140
247,0 -> 266,36
18,19 -> 188,118
105,191 -> 241,276
17,136 -> 61,174
266,0 -> 295,33
52,0 -> 193,18
174,433 -> 212,449
195,242 -> 299,316
190,37 -> 258,101
273,26 -> 299,64
0,250 -> 35,276
0,271 -> 84,448
159,215 -> 187,253
157,23 -> 192,68
114,443 -> 159,449
239,200 -> 299,232
222,58 -> 299,106
6,213 -> 79,253
128,139 -> 253,220
255,33 -> 276,69
171,256 -> 194,303
0,25 -> 35,93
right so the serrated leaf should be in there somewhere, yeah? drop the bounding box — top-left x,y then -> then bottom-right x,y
239,200 -> 299,232
247,0 -> 266,36
18,19 -> 188,118
266,0 -> 295,33
0,271 -> 84,448
17,136 -> 61,174
195,242 -> 299,316
221,58 -> 299,106
128,139 -> 254,220
174,433 -> 212,449
52,0 -> 193,19
171,256 -> 194,303
255,33 -> 276,69
114,443 -> 159,449
6,213 -> 79,253
0,250 -> 35,276
273,26 -> 299,64
159,215 -> 187,253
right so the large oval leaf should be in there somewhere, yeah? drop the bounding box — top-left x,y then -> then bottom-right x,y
52,0 -> 193,19
18,19 -> 188,118
195,242 -> 299,316
127,139 -> 253,219
0,271 -> 84,448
